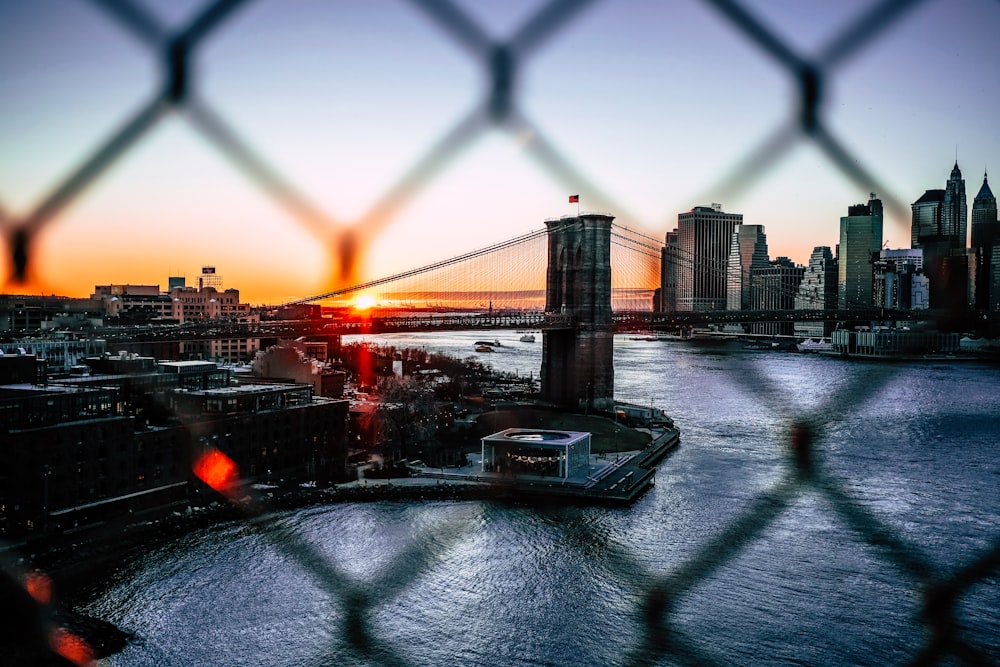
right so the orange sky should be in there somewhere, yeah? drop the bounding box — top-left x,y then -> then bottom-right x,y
3,1 -> 999,305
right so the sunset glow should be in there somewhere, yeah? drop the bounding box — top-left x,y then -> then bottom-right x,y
1,2 -> 998,304
354,294 -> 377,310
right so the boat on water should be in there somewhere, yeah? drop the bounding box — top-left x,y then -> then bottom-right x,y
475,339 -> 501,348
796,338 -> 834,353
744,341 -> 780,350
519,334 -> 536,343
475,344 -> 494,353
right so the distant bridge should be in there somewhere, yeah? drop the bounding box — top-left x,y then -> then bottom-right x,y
85,213 -> 945,344
95,306 -> 935,343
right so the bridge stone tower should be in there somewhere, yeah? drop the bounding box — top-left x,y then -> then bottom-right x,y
541,213 -> 615,411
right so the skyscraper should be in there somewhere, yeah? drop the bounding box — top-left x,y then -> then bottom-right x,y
914,164 -> 975,310
971,171 -> 997,231
971,171 -> 999,310
674,204 -> 742,311
794,246 -> 838,337
726,224 -> 769,311
911,189 -> 944,247
942,161 -> 968,248
838,193 -> 883,309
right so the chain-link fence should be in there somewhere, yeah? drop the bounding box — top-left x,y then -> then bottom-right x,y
2,1 -> 999,665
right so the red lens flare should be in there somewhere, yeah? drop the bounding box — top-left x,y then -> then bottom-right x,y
193,449 -> 239,495
25,571 -> 52,605
50,627 -> 97,666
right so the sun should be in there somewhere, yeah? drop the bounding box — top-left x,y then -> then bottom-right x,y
354,294 -> 377,310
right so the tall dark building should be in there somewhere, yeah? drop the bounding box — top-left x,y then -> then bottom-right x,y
971,171 -> 998,231
912,162 -> 969,251
942,161 -> 968,248
911,189 -> 944,247
971,171 -> 1000,310
911,163 -> 977,310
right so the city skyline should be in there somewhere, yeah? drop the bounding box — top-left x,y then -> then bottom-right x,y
2,0 -> 999,305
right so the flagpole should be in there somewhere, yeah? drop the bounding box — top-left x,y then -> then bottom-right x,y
569,194 -> 580,216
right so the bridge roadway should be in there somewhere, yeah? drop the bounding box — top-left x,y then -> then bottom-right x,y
63,307 -> 942,343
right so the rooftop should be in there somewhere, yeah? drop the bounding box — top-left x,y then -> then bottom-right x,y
913,189 -> 945,205
483,428 -> 591,447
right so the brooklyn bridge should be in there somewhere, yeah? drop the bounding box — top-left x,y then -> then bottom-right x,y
102,213 -> 925,341
83,213 -> 940,412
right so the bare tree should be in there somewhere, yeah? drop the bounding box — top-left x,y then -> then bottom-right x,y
365,377 -> 437,462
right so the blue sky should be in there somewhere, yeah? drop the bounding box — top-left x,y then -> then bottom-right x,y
2,0 -> 998,303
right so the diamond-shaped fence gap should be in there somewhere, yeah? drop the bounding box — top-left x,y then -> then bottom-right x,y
383,238 -> 546,311
367,504 -> 634,666
689,124 -> 802,215
522,0 -> 787,226
617,481 -> 803,666
363,133 -> 574,282
509,114 -> 648,229
30,119 -> 329,304
667,495 -> 926,666
212,500 -> 475,665
354,105 -> 493,249
199,0 -> 480,228
811,476 -> 938,587
297,503 -> 476,665
0,1 -> 157,216
713,359 -> 900,484
3,1 -> 1000,664
812,412 -> 1000,572
698,0 -> 923,226
610,226 -> 662,308
616,354 -> 786,461
708,142 -> 872,258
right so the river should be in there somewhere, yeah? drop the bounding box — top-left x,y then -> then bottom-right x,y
82,332 -> 1000,665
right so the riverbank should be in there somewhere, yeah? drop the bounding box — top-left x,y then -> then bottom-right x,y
4,483 -> 498,662
6,408 -> 670,661
5,446 -> 672,664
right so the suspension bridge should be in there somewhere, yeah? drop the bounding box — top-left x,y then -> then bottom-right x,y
279,216 -> 663,314
97,215 -> 918,344
88,213 -> 928,410
272,215 -> 907,326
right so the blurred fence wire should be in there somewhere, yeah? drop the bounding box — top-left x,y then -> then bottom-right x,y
1,0 -> 998,665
